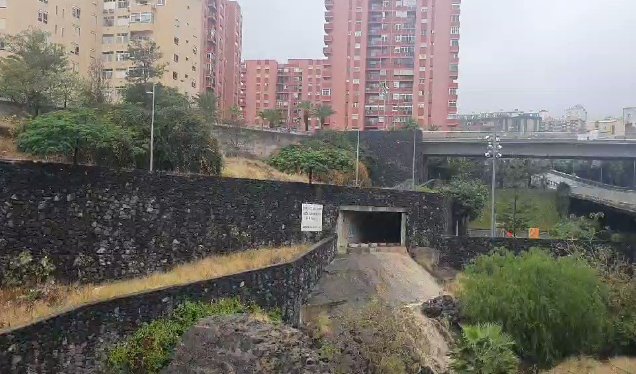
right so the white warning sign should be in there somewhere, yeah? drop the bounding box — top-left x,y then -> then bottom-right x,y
301,204 -> 323,232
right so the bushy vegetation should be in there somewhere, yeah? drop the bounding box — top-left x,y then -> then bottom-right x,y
450,323 -> 519,374
551,213 -> 604,241
107,299 -> 281,373
569,245 -> 636,354
458,249 -> 608,367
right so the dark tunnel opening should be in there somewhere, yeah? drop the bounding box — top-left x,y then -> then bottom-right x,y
342,211 -> 404,245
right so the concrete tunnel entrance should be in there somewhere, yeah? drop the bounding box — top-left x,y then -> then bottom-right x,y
337,206 -> 407,251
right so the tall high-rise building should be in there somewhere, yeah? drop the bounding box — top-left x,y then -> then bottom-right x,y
240,59 -> 328,129
323,0 -> 461,130
221,1 -> 242,116
0,0 -> 242,109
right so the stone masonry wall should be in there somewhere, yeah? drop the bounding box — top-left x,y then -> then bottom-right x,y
0,161 -> 450,284
0,236 -> 338,374
435,236 -> 636,269
210,125 -> 423,187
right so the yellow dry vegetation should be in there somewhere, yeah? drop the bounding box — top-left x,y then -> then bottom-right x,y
222,157 -> 307,183
545,357 -> 636,374
0,245 -> 309,331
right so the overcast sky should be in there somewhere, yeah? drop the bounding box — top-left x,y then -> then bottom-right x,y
236,0 -> 636,119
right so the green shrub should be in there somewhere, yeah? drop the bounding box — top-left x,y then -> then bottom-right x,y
458,249 -> 608,367
450,323 -> 519,374
577,246 -> 636,354
107,299 -> 277,373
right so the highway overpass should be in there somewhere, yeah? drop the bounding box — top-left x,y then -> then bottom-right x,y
420,139 -> 636,160
543,171 -> 636,214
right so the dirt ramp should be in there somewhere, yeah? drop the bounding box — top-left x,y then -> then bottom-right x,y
306,251 -> 443,311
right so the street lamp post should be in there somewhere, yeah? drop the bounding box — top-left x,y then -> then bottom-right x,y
146,83 -> 156,172
355,127 -> 361,187
485,133 -> 502,237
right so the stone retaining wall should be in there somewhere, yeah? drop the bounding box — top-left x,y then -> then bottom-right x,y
0,237 -> 337,374
0,161 -> 450,285
435,236 -> 635,269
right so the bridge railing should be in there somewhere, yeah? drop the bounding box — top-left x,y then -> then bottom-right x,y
421,131 -> 580,140
547,170 -> 636,193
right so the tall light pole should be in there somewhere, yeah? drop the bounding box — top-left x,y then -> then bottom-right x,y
355,127 -> 361,187
381,81 -> 389,130
146,83 -> 156,172
412,128 -> 417,190
485,133 -> 502,237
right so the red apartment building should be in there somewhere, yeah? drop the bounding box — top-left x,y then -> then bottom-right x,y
205,0 -> 242,113
323,0 -> 461,130
240,59 -> 329,129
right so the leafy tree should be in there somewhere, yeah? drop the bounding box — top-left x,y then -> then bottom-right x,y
122,83 -> 190,110
259,109 -> 283,128
225,105 -> 244,127
440,178 -> 489,235
458,249 -> 608,367
268,145 -> 353,184
153,106 -> 222,174
297,101 -> 313,131
82,59 -> 111,107
313,104 -> 335,129
17,109 -> 137,167
0,29 -> 68,116
109,104 -> 222,175
195,91 -> 218,124
51,70 -> 82,109
499,193 -> 534,237
126,39 -> 166,85
402,117 -> 420,130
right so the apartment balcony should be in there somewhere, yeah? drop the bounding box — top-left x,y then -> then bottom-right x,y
323,46 -> 333,56
325,10 -> 333,23
324,34 -> 333,44
325,0 -> 333,10
324,22 -> 333,32
128,22 -> 155,33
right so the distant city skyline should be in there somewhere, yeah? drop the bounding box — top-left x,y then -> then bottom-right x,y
236,0 -> 636,120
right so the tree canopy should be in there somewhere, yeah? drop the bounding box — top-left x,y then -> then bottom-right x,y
0,29 -> 69,116
17,109 -> 137,167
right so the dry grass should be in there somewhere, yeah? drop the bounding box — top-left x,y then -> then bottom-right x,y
544,357 -> 636,374
222,157 -> 307,183
0,245 -> 309,331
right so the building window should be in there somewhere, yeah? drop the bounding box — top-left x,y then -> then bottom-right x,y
451,26 -> 460,34
103,16 -> 115,27
116,33 -> 129,44
449,101 -> 457,108
173,72 -> 178,80
130,12 -> 152,23
321,89 -> 331,97
173,54 -> 179,62
72,7 -> 80,19
450,39 -> 459,47
37,10 -> 48,24
449,88 -> 457,96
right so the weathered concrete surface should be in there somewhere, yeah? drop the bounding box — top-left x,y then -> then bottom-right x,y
543,170 -> 636,213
